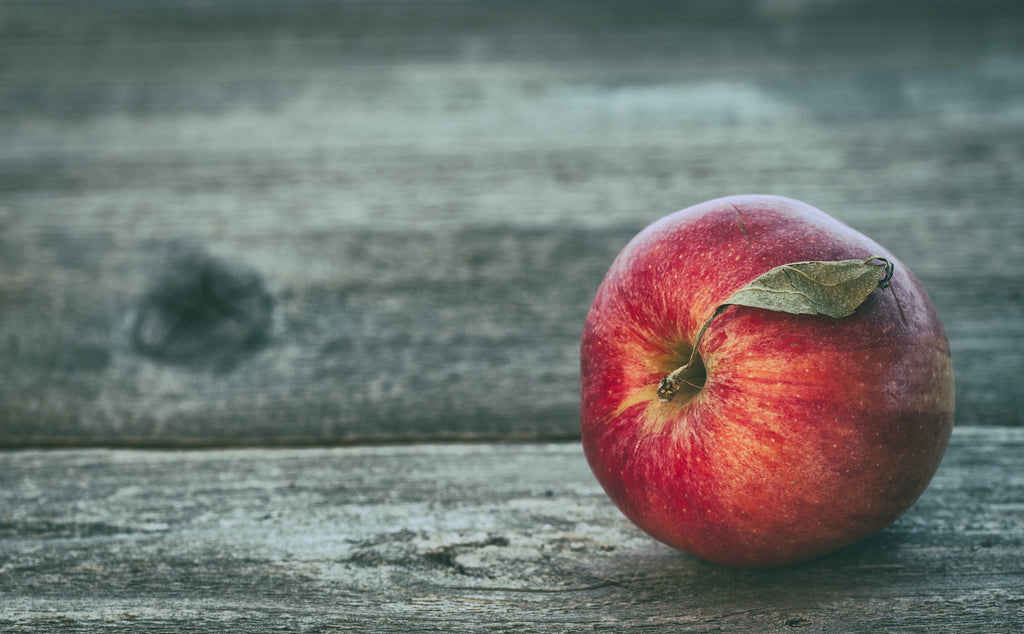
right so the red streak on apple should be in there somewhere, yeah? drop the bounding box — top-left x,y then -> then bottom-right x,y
580,195 -> 954,568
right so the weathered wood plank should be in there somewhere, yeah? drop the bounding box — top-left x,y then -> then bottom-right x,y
2,1 -> 1023,445
1,427 -> 1022,632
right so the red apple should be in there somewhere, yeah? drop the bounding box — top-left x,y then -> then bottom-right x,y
580,195 -> 954,568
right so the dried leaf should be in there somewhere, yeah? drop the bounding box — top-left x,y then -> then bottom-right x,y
657,257 -> 893,403
720,258 -> 891,319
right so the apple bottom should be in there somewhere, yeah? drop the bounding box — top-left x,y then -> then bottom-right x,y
582,328 -> 953,568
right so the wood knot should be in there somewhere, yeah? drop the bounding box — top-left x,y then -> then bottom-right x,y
131,248 -> 274,368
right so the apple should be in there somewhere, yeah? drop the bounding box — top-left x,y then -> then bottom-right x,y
580,195 -> 954,568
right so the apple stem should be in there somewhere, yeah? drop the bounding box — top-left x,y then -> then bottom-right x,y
656,305 -> 725,403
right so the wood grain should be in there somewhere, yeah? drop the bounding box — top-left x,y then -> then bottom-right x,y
2,0 -> 1023,445
2,427 -> 1022,632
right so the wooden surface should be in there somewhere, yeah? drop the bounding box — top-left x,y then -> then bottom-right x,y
2,426 -> 1022,632
2,0 -> 1023,446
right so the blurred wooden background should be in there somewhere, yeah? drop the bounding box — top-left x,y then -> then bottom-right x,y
2,0 -> 1022,446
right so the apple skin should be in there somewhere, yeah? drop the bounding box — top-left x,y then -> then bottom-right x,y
580,195 -> 954,568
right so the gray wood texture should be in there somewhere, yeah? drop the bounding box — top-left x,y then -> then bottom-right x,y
2,2 -> 1023,445
2,427 -> 1022,632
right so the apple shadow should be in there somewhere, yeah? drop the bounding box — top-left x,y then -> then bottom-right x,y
610,525 -> 922,625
